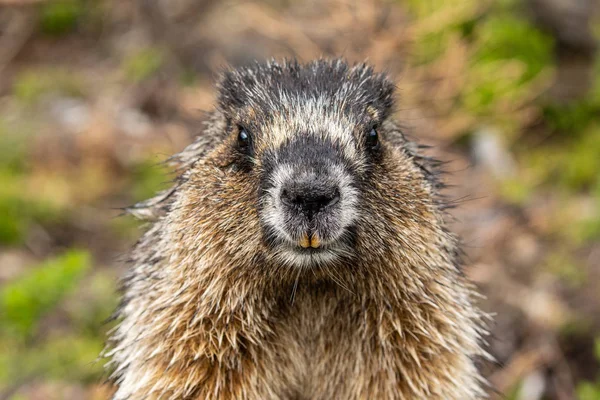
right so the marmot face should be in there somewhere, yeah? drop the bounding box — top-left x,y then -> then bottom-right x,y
199,60 -> 420,270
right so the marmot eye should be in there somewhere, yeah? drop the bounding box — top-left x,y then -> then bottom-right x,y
366,127 -> 379,148
238,127 -> 251,148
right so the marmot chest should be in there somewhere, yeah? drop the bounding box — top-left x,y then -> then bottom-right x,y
264,286 -> 374,399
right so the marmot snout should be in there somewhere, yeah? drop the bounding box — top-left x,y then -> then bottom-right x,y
106,59 -> 488,399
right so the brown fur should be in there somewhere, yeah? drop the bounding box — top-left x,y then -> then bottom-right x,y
106,59 -> 488,399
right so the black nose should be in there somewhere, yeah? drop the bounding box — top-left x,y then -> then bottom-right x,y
281,183 -> 340,216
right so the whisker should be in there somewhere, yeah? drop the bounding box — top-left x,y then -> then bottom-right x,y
290,265 -> 302,304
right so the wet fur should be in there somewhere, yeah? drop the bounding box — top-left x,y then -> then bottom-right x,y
106,59 -> 488,399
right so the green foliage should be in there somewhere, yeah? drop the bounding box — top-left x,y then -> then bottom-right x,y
407,0 -> 554,131
462,14 -> 553,123
13,69 -> 85,105
582,179 -> 600,241
123,48 -> 164,83
508,125 -> 600,219
560,128 -> 600,190
526,125 -> 600,191
0,177 -> 58,245
0,250 -> 91,338
40,0 -> 84,36
0,124 -> 28,174
543,58 -> 600,136
544,249 -> 586,287
504,380 -> 522,400
404,0 -> 447,18
0,170 -> 65,245
0,177 -> 27,245
64,271 -> 119,335
568,211 -> 600,246
543,101 -> 600,136
498,177 -> 532,205
0,334 -> 105,385
0,120 -> 70,244
579,383 -> 600,400
109,214 -> 142,240
514,131 -> 600,246
474,15 -> 553,82
130,159 -> 171,202
406,0 -> 479,64
411,31 -> 450,65
0,124 -> 28,243
0,263 -> 116,387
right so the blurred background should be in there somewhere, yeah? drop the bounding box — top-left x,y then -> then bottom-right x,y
0,0 -> 599,399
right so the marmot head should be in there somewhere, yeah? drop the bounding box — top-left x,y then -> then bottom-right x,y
169,59 -> 443,284
220,60 -> 396,268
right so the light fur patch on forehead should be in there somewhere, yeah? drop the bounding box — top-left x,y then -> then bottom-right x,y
259,94 -> 360,161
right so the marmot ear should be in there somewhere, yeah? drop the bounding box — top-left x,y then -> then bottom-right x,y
217,68 -> 257,114
349,63 -> 396,118
373,78 -> 395,119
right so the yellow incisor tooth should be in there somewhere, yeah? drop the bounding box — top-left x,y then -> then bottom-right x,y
310,233 -> 321,248
299,233 -> 310,248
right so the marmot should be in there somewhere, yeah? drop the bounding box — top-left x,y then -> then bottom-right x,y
105,59 -> 488,399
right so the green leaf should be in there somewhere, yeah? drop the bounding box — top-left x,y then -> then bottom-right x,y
123,48 -> 164,83
577,382 -> 600,400
0,334 -> 105,385
40,0 -> 84,36
0,250 -> 91,338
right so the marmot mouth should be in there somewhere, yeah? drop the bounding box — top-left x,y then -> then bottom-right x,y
293,245 -> 326,254
299,232 -> 321,249
272,234 -> 353,267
